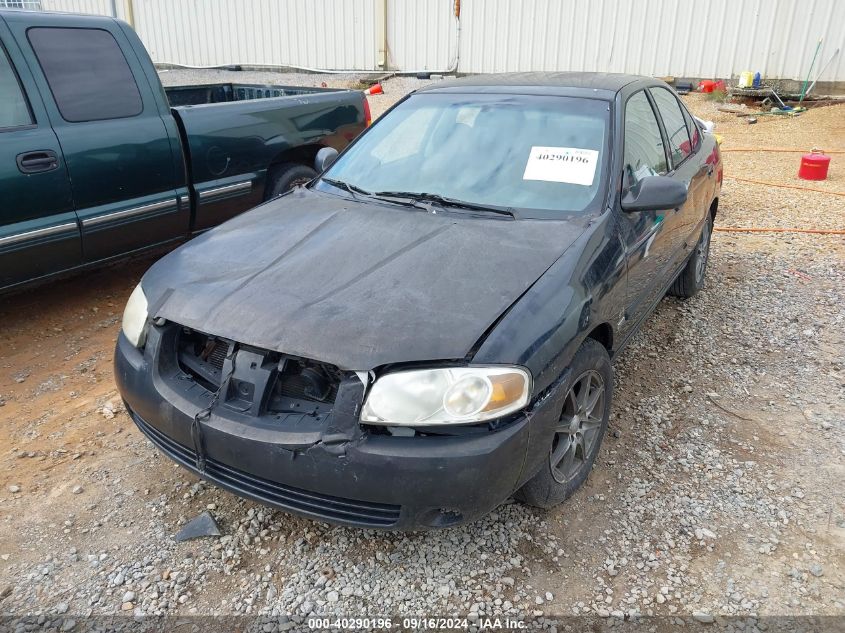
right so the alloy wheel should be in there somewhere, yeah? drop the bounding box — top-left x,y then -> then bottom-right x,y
695,217 -> 711,283
550,369 -> 606,484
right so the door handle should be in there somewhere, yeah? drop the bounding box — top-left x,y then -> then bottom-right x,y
17,150 -> 59,174
707,164 -> 714,177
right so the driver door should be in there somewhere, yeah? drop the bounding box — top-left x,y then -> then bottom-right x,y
615,89 -> 686,336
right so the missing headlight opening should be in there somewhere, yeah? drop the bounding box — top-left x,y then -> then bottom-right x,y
176,327 -> 343,415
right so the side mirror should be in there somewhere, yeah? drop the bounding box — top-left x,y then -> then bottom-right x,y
621,176 -> 688,212
314,147 -> 338,172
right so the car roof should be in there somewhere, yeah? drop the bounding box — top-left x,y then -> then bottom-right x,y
416,72 -> 652,100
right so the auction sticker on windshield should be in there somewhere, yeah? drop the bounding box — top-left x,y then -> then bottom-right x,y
523,146 -> 599,186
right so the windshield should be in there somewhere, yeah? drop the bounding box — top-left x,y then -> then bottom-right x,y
318,93 -> 610,218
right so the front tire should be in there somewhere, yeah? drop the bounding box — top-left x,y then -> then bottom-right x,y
516,338 -> 612,509
669,213 -> 713,298
264,163 -> 317,200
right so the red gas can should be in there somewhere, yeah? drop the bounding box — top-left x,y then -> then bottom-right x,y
798,150 -> 831,181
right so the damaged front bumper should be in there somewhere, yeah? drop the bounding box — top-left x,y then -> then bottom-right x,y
114,324 -> 560,529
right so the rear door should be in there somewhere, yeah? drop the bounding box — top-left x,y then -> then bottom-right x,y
0,23 -> 79,289
9,13 -> 188,263
648,86 -> 708,266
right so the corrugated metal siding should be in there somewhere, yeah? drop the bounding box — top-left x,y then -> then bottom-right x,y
32,0 -> 845,81
133,0 -> 377,69
387,0 -> 455,71
40,0 -> 114,15
459,0 -> 845,82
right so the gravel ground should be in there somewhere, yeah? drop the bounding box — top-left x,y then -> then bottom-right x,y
1,72 -> 843,631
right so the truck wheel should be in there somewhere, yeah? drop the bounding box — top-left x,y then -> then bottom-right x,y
669,213 -> 712,298
265,163 -> 317,200
516,338 -> 612,509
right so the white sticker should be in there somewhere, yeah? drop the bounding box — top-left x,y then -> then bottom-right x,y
522,146 -> 599,186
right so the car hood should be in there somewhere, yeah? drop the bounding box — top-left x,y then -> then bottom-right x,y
142,188 -> 588,370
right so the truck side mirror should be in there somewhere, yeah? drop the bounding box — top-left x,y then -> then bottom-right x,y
621,176 -> 688,212
315,147 -> 338,172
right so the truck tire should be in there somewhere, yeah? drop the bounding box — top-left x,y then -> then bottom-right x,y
265,163 -> 317,200
516,338 -> 612,509
669,212 -> 713,298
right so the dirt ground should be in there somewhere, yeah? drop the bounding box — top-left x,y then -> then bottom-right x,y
1,78 -> 843,630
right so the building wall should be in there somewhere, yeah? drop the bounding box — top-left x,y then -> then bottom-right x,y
36,0 -> 845,83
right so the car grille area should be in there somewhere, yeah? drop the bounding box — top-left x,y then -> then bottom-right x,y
132,409 -> 401,527
176,328 -> 342,415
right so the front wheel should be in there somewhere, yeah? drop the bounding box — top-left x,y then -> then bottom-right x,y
516,338 -> 612,509
669,213 -> 713,298
264,163 -> 317,200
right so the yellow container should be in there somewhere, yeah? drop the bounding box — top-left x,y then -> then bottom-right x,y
738,71 -> 754,88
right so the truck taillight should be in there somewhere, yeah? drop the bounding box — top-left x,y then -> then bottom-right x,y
363,97 -> 372,127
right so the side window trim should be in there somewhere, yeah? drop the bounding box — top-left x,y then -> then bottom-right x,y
0,39 -> 35,133
621,88 -> 670,190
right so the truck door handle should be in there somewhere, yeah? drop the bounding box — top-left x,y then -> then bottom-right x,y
17,150 -> 59,174
707,165 -> 714,177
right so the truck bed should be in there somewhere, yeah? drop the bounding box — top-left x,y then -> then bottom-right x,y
165,83 -> 345,107
167,83 -> 367,230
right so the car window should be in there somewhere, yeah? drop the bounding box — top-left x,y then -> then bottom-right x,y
680,103 -> 701,152
324,93 -> 609,217
371,107 -> 438,164
0,44 -> 32,130
649,87 -> 692,167
623,91 -> 667,189
27,27 -> 143,123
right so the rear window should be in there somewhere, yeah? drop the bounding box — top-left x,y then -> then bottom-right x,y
27,27 -> 142,122
649,87 -> 692,167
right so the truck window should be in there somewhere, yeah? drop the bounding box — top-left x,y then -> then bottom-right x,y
27,27 -> 142,123
0,44 -> 32,130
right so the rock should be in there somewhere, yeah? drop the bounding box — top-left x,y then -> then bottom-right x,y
55,602 -> 69,614
326,591 -> 339,602
809,563 -> 823,577
122,591 -> 136,603
121,602 -> 134,611
175,511 -> 222,542
72,485 -> 84,495
8,485 -> 20,493
692,611 -> 714,624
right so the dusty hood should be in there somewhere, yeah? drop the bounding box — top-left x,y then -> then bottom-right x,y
142,188 -> 587,369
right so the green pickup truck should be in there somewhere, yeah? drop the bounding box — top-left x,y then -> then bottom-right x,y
0,9 -> 369,291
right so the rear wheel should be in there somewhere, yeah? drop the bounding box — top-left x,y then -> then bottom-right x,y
516,338 -> 612,509
669,213 -> 712,298
265,163 -> 317,200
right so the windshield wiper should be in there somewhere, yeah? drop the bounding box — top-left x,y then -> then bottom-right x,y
320,177 -> 375,199
373,191 -> 515,218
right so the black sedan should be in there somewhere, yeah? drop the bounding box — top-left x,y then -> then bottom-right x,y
115,72 -> 721,529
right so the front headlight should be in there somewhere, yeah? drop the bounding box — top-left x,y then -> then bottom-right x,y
360,366 -> 531,426
121,283 -> 149,348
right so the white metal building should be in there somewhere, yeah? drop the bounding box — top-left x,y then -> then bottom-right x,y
15,0 -> 845,85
